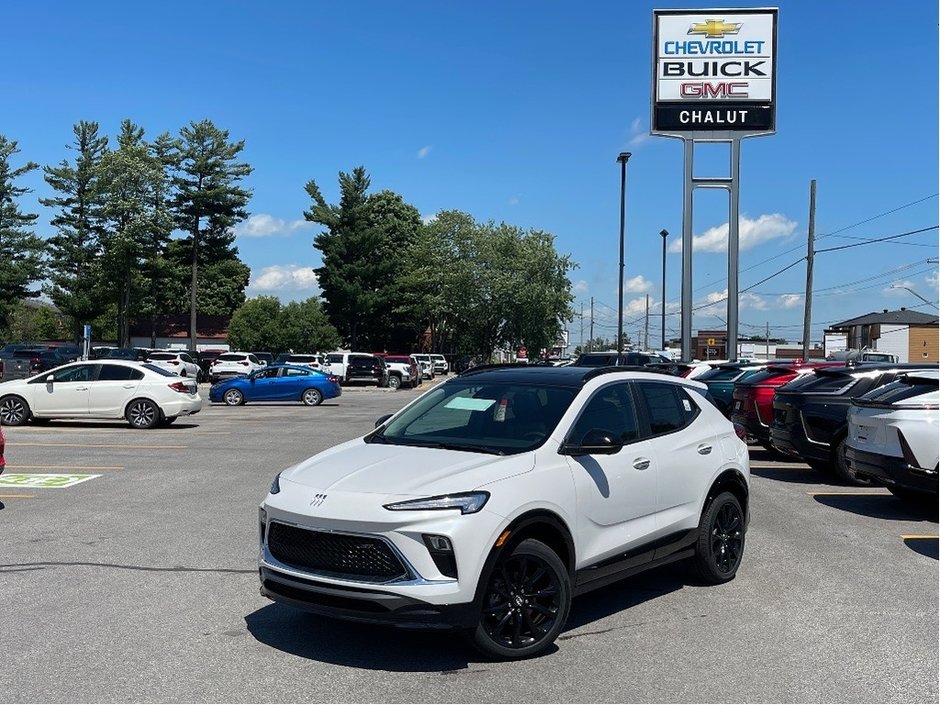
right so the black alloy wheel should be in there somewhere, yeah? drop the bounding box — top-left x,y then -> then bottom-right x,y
693,491 -> 745,583
0,395 -> 30,426
470,538 -> 570,660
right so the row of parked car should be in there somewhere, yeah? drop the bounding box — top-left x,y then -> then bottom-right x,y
684,359 -> 939,500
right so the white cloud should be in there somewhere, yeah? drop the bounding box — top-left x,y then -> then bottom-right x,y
624,275 -> 653,293
417,145 -> 433,159
697,289 -> 766,315
627,117 -> 650,147
668,213 -> 798,254
235,214 -> 312,238
778,294 -> 802,309
421,213 -> 437,224
573,280 -> 589,295
250,265 -> 319,294
926,270 -> 939,288
508,196 -> 520,206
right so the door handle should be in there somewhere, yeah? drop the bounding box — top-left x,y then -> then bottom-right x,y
633,458 -> 651,470
122,384 -> 136,389
697,444 -> 713,455
75,386 -> 89,391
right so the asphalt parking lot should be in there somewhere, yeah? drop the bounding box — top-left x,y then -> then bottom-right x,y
1,382 -> 937,703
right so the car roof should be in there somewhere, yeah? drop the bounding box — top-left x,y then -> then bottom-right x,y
456,364 -> 700,389
814,362 -> 938,378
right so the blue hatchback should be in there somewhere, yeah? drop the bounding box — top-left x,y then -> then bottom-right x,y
209,365 -> 342,406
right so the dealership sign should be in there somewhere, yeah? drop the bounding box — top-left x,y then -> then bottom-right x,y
652,8 -> 777,136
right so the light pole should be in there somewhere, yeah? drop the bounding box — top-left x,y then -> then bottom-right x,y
891,285 -> 939,310
660,228 -> 668,350
617,152 -> 631,358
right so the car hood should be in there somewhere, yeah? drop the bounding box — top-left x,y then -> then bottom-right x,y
282,438 -> 535,496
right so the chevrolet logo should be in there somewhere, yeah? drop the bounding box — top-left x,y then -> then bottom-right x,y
309,493 -> 327,508
688,19 -> 742,37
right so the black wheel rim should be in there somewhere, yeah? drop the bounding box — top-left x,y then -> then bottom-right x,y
481,554 -> 562,651
0,398 -> 26,424
710,502 -> 743,574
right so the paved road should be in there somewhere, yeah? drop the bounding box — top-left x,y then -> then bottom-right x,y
1,383 -> 936,703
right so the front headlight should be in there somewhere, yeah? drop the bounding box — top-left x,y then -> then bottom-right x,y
270,472 -> 282,495
383,491 -> 490,515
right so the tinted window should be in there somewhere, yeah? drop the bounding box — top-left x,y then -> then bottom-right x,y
862,378 -> 939,405
699,366 -> 745,382
637,382 -> 685,436
742,368 -> 793,386
51,364 -> 95,383
254,368 -> 278,379
796,373 -> 857,393
284,367 -> 312,377
181,354 -> 194,363
148,353 -> 175,360
326,354 -> 344,364
570,383 -> 639,444
217,354 -> 244,362
98,364 -> 143,381
141,363 -> 175,377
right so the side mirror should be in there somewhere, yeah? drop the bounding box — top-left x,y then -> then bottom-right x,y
374,413 -> 393,429
45,374 -> 55,383
563,429 -> 623,456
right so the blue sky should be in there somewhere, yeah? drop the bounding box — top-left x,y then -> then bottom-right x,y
5,0 -> 938,349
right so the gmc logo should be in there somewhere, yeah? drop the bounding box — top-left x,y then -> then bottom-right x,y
680,81 -> 749,98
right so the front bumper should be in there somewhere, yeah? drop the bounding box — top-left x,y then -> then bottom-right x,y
846,446 -> 938,495
259,566 -> 477,629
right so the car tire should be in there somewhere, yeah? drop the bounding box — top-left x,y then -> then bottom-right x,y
832,438 -> 870,486
125,399 -> 160,430
692,491 -> 745,584
224,389 -> 244,406
301,388 -> 323,406
468,538 -> 571,660
0,395 -> 31,426
387,375 -> 401,390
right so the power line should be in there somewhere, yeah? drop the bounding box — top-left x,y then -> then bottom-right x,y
814,225 -> 938,254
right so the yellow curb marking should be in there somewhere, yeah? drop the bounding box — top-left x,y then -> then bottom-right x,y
0,494 -> 35,499
901,534 -> 939,540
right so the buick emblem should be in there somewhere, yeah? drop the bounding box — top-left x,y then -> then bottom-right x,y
309,493 -> 328,508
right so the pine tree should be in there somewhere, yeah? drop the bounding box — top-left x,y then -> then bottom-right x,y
0,136 -> 44,331
171,120 -> 252,349
40,121 -> 109,341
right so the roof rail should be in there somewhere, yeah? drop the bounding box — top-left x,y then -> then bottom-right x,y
582,365 -> 678,382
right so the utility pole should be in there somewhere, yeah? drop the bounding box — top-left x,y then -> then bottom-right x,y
802,179 -> 816,360
660,229 -> 668,351
579,302 -> 584,354
766,321 -> 770,361
589,297 -> 594,352
616,153 -> 632,357
644,294 -> 650,351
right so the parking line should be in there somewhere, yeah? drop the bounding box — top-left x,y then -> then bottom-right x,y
806,491 -> 891,496
7,443 -> 188,449
901,534 -> 939,540
6,465 -> 124,471
0,494 -> 35,499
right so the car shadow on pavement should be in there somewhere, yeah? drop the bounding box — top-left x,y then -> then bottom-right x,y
244,604 -> 477,671
244,565 -> 687,668
811,494 -> 939,522
749,466 -> 825,484
903,537 -> 939,560
21,420 -> 201,430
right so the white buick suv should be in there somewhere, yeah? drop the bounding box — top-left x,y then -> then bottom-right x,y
258,365 -> 750,659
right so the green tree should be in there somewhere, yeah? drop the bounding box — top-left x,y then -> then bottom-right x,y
277,297 -> 341,353
305,167 -> 422,350
96,120 -> 173,347
7,302 -> 66,342
227,296 -> 284,353
171,119 -> 252,349
40,120 -> 109,341
0,136 -> 44,331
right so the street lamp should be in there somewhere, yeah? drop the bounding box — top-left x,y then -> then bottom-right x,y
891,285 -> 939,310
660,228 -> 668,350
617,152 -> 632,358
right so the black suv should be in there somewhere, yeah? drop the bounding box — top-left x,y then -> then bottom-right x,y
573,351 -> 666,367
344,355 -> 389,387
770,363 -> 938,484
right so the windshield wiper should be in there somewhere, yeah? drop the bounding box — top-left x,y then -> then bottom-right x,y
407,441 -> 506,456
365,430 -> 390,444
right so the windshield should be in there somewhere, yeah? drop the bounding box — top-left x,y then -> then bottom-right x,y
369,381 -> 578,455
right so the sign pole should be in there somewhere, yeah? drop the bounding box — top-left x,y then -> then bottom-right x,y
681,139 -> 694,361
727,137 -> 742,361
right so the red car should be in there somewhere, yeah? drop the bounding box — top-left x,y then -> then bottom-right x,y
730,361 -> 844,450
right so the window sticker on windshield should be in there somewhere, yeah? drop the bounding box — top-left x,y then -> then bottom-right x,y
682,399 -> 692,412
494,398 -> 508,422
444,397 -> 496,412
